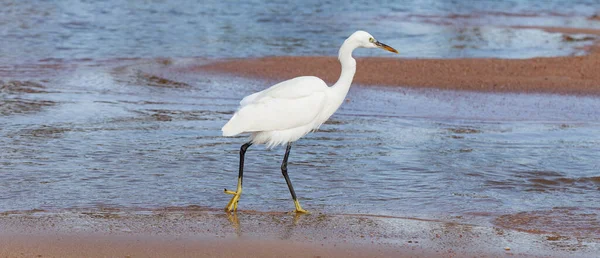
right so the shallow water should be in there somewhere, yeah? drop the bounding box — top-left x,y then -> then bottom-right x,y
1,59 -> 600,238
1,0 -> 600,64
1,0 -> 600,239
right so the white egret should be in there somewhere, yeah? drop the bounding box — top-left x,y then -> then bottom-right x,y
222,30 -> 398,213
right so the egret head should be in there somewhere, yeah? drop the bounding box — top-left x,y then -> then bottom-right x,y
348,30 -> 399,54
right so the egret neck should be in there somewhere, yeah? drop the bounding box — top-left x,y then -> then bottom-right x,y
331,39 -> 358,105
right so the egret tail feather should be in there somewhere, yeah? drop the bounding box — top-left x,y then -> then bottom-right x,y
222,115 -> 243,136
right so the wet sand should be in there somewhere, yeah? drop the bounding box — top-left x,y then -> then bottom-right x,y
0,235 -> 409,258
2,208 -> 594,258
0,209 -> 442,258
196,27 -> 600,96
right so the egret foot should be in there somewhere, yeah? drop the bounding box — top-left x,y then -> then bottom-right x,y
224,176 -> 243,212
294,199 -> 310,214
224,188 -> 242,212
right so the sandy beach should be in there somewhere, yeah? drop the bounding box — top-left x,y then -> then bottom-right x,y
2,208 -> 594,258
0,235 -> 410,258
0,209 -> 453,258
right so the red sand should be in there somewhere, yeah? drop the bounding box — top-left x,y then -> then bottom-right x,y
1,209 -> 578,258
196,27 -> 600,96
0,235 -> 415,258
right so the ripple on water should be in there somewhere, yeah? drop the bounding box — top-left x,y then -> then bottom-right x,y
484,170 -> 600,193
1,80 -> 56,116
1,58 -> 599,236
446,127 -> 482,134
494,207 -> 600,237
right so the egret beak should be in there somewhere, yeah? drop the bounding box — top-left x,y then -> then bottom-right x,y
375,41 -> 399,54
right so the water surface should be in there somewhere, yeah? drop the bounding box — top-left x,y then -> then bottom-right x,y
1,0 -> 599,240
2,0 -> 600,65
2,59 -> 599,232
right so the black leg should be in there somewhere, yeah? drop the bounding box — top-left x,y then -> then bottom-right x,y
281,142 -> 309,213
224,142 -> 252,212
238,142 -> 252,184
281,142 -> 298,200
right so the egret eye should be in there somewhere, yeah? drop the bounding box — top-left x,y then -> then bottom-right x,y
369,37 -> 375,43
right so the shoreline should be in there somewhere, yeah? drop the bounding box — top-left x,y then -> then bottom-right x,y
2,208 -> 596,257
194,27 -> 600,96
0,234 -> 414,258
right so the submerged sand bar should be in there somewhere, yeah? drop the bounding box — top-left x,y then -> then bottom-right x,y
196,27 -> 600,96
198,51 -> 600,95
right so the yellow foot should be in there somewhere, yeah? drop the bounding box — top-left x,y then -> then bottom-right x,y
295,207 -> 310,214
224,188 -> 241,212
294,199 -> 310,214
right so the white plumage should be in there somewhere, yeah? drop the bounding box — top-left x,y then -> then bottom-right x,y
222,31 -> 398,147
221,30 -> 398,213
222,76 -> 330,147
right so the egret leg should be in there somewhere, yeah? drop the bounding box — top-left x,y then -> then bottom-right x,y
281,142 -> 309,214
224,142 -> 252,212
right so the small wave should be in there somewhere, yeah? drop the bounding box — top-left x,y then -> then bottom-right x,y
111,59 -> 191,89
486,170 -> 600,192
447,127 -> 482,134
1,80 -> 55,116
0,99 -> 56,116
494,207 -> 600,237
132,71 -> 191,88
1,80 -> 48,94
17,126 -> 71,139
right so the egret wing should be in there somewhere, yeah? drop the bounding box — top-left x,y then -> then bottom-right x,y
239,76 -> 328,107
232,92 -> 327,133
222,76 -> 329,136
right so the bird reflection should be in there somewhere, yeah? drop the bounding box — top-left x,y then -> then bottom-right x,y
225,211 -> 310,239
